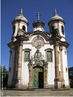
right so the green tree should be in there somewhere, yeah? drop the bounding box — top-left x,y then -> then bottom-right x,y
0,65 -> 8,87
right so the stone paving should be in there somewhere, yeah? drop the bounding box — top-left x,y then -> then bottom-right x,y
1,88 -> 73,96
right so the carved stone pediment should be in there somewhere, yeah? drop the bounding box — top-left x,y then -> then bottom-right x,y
28,50 -> 48,67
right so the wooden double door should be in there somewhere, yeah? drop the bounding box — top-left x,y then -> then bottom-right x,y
33,67 -> 44,88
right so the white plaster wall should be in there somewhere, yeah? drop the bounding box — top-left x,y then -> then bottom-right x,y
12,23 -> 18,41
14,23 -> 18,37
53,23 -> 58,29
8,48 -> 15,85
62,48 -> 66,82
23,41 -> 53,60
47,49 -> 55,85
20,22 -> 27,32
21,49 -> 29,86
21,62 -> 29,85
62,47 -> 69,86
40,44 -> 53,60
21,35 -> 55,85
21,44 -> 36,85
64,49 -> 69,86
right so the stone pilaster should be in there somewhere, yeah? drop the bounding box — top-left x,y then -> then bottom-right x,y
44,66 -> 48,88
54,41 -> 61,89
60,47 -> 65,88
55,41 -> 59,79
12,47 -> 17,87
28,66 -> 33,88
16,41 -> 23,88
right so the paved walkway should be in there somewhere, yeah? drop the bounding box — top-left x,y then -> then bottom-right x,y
1,89 -> 73,96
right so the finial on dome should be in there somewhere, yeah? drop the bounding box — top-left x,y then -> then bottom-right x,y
36,12 -> 41,21
20,8 -> 23,14
54,8 -> 57,15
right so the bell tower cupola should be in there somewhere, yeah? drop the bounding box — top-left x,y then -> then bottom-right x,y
48,9 -> 66,41
12,9 -> 28,41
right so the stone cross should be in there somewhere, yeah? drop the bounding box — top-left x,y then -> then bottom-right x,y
37,12 -> 41,20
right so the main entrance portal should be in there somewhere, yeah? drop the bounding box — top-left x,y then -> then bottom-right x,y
33,67 -> 44,88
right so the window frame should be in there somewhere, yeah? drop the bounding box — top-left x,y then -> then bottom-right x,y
23,49 -> 31,62
45,48 -> 53,62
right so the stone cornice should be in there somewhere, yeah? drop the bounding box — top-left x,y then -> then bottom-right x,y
45,48 -> 53,51
15,35 -> 29,41
28,31 -> 50,41
7,42 -> 15,48
23,48 -> 31,51
51,36 -> 69,48
51,36 -> 61,44
60,41 -> 69,48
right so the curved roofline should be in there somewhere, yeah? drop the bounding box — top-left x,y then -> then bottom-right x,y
28,31 -> 50,41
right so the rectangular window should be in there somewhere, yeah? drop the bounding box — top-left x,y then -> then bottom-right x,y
24,51 -> 30,61
46,51 -> 52,62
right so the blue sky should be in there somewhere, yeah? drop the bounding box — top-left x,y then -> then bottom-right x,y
1,0 -> 73,70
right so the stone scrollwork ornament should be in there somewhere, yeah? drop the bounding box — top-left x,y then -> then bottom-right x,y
28,50 -> 48,67
34,50 -> 44,65
28,35 -> 48,67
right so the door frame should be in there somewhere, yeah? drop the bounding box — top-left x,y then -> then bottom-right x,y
28,64 -> 48,88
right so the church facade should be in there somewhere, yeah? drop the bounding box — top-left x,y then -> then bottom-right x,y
7,9 -> 70,89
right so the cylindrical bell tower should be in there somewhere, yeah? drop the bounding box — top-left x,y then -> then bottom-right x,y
48,9 -> 66,42
11,9 -> 29,41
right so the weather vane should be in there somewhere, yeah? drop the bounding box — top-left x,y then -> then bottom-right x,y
36,12 -> 41,21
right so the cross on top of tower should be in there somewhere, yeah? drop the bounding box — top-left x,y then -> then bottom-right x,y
36,12 -> 41,21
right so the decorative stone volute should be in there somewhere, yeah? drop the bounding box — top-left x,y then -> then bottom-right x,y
28,50 -> 48,67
